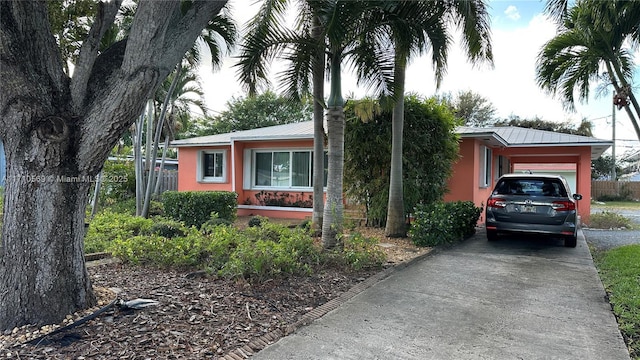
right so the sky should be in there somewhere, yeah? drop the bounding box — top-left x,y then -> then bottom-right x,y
197,0 -> 640,157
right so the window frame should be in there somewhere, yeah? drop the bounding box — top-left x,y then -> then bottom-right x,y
197,150 -> 227,183
479,146 -> 492,188
246,148 -> 327,190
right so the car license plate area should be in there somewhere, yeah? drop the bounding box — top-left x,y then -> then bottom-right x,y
522,205 -> 536,213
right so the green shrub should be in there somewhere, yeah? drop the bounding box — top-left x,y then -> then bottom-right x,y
96,160 -> 136,210
409,201 -> 482,247
163,191 -> 237,228
148,219 -> 187,238
220,225 -> 320,280
248,215 -> 266,228
85,211 -> 154,253
200,213 -> 234,235
589,211 -> 633,229
341,232 -> 386,270
201,225 -> 242,270
105,198 -> 136,215
109,228 -> 206,267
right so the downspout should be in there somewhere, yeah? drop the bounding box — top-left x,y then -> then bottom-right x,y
231,139 -> 236,193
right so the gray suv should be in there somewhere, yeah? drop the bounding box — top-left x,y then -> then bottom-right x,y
485,173 -> 582,247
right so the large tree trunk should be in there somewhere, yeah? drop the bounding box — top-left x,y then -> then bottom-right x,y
321,107 -> 345,248
385,56 -> 407,237
0,126 -> 96,329
0,0 -> 227,330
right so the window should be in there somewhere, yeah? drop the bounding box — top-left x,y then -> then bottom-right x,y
479,146 -> 492,188
250,149 -> 327,189
198,150 -> 226,182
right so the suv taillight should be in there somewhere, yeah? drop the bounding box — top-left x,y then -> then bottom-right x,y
551,200 -> 575,211
487,198 -> 507,208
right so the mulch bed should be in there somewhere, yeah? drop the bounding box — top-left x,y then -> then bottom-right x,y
0,219 -> 430,359
1,262 -> 380,359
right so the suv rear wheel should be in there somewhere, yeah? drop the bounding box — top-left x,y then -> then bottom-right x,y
487,229 -> 498,241
564,235 -> 577,248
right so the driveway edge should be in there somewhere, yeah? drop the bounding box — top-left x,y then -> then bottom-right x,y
221,236 -> 449,360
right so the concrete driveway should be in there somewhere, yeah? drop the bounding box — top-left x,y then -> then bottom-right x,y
252,229 -> 629,360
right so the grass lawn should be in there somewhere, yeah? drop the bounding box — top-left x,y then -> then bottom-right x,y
593,244 -> 640,359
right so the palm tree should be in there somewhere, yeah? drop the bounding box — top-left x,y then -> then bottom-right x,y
238,1 -> 397,248
238,0 -> 326,232
536,0 -> 640,141
368,1 -> 493,237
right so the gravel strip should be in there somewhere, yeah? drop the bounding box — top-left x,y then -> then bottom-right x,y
583,228 -> 640,251
584,205 -> 640,251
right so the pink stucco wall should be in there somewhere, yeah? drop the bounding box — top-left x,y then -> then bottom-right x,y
177,139 -> 316,219
177,137 -> 594,223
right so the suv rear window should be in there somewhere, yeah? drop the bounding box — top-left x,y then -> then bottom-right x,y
493,178 -> 567,197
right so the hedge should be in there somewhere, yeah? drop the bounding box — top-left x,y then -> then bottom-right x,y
162,191 -> 237,228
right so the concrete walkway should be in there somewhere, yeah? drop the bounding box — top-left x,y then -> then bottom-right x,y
252,229 -> 629,360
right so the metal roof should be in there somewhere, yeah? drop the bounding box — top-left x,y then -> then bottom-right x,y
458,126 -> 612,159
171,121 -> 612,159
170,121 -> 315,147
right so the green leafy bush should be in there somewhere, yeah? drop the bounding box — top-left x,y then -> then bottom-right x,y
220,221 -> 321,280
341,232 -> 386,270
108,217 -> 322,280
85,211 -> 154,253
248,215 -> 266,227
148,219 -> 187,238
95,160 -> 136,209
200,213 -> 234,234
589,211 -> 633,229
409,201 -> 482,247
110,228 -> 206,267
163,191 -> 237,228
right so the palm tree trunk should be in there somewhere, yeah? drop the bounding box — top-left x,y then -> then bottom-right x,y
385,55 -> 407,237
153,137 -> 170,195
312,14 -> 325,233
142,63 -> 182,217
322,53 -> 345,249
90,170 -> 103,218
321,107 -> 345,248
134,111 -> 145,216
606,61 -> 640,141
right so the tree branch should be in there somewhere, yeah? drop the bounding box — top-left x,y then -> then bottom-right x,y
78,0 -> 228,173
71,0 -> 122,111
0,1 -> 68,135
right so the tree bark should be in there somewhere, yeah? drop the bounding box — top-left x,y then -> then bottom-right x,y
0,123 -> 96,329
321,107 -> 345,249
385,55 -> 407,238
0,0 -> 227,330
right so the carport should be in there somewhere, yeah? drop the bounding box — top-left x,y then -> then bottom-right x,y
445,126 -> 612,224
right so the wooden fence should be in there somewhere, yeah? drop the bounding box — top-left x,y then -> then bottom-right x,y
155,170 -> 178,193
591,181 -> 640,200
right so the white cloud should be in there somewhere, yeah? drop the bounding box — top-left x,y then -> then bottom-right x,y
504,5 -> 521,21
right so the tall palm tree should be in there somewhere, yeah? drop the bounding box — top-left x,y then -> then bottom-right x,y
536,0 -> 640,141
238,1 -> 396,248
238,0 -> 326,232
367,1 -> 493,237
